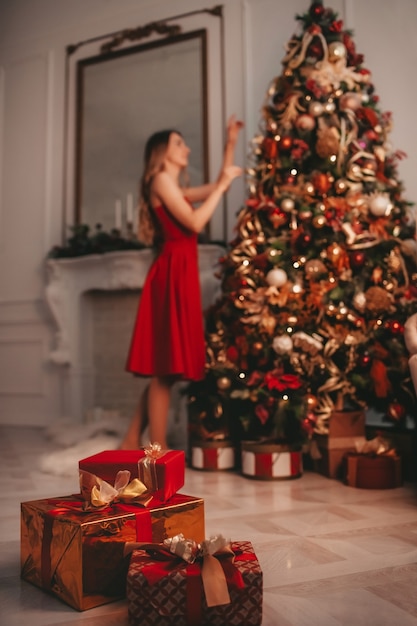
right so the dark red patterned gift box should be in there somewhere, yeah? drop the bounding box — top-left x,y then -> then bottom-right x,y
127,540 -> 262,625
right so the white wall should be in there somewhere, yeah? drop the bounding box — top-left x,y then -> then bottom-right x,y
0,0 -> 416,426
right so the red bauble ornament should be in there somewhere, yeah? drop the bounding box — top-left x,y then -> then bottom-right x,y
349,251 -> 366,270
268,206 -> 286,229
311,171 -> 331,195
358,352 -> 371,368
385,319 -> 404,334
387,402 -> 406,422
296,231 -> 312,251
309,2 -> 325,18
280,135 -> 293,151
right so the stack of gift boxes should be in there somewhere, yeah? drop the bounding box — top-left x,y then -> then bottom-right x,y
20,445 -> 263,624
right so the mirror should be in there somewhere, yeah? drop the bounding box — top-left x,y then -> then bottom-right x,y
74,30 -> 208,235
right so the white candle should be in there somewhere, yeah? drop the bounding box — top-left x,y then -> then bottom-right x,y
126,193 -> 134,224
115,199 -> 122,230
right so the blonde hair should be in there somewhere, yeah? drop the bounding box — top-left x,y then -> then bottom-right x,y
138,130 -> 181,246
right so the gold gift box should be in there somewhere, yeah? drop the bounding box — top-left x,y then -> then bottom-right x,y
20,493 -> 205,611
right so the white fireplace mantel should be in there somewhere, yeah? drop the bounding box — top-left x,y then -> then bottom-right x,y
45,245 -> 225,420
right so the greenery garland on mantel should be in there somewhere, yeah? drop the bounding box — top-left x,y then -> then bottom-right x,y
47,224 -> 226,259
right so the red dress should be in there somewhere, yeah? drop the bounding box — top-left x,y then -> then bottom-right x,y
126,204 -> 206,381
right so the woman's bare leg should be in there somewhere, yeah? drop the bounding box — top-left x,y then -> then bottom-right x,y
148,376 -> 174,448
120,384 -> 149,449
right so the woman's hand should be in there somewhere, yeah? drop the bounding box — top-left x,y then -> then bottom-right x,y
226,114 -> 244,146
218,164 -> 243,192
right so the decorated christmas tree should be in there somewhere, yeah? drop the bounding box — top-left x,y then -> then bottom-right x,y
187,1 -> 417,448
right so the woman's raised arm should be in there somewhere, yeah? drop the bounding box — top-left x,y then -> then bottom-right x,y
185,115 -> 244,204
153,164 -> 242,234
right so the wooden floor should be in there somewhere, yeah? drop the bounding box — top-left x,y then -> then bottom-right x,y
2,424 -> 417,625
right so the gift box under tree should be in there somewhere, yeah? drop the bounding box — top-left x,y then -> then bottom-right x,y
127,537 -> 263,625
20,489 -> 204,611
312,409 -> 366,479
79,446 -> 185,502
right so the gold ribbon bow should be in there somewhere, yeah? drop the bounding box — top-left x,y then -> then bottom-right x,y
165,534 -> 234,607
79,469 -> 152,510
138,442 -> 167,492
125,533 -> 234,608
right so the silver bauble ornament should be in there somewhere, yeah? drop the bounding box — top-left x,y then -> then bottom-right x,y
281,197 -> 295,212
368,193 -> 393,217
353,291 -> 366,313
272,334 -> 293,355
266,268 -> 288,287
324,100 -> 336,113
295,114 -> 316,131
339,92 -> 362,111
309,101 -> 324,117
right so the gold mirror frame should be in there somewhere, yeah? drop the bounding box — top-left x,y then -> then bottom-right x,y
73,29 -> 208,235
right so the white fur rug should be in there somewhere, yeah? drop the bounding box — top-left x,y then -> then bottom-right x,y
38,409 -> 186,477
39,416 -> 133,477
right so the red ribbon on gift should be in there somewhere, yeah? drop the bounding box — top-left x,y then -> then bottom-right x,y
254,451 -> 300,477
202,448 -> 219,470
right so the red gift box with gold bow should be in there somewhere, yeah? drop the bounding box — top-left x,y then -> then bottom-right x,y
126,536 -> 263,625
79,444 -> 185,502
20,473 -> 204,611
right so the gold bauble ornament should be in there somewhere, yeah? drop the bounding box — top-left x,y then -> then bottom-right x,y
267,248 -> 281,262
312,215 -> 326,229
217,376 -> 231,391
400,239 -> 417,258
306,393 -> 318,410
328,41 -> 347,62
327,242 -> 343,263
335,179 -> 348,194
305,258 -> 326,279
251,341 -> 264,355
295,114 -> 316,131
214,403 -> 223,418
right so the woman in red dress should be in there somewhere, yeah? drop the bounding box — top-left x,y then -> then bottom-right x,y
121,116 -> 243,448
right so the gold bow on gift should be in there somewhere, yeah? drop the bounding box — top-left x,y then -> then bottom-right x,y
126,533 -> 235,607
355,436 -> 397,457
166,534 -> 234,607
138,442 -> 167,493
79,469 -> 152,511
143,442 -> 164,459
